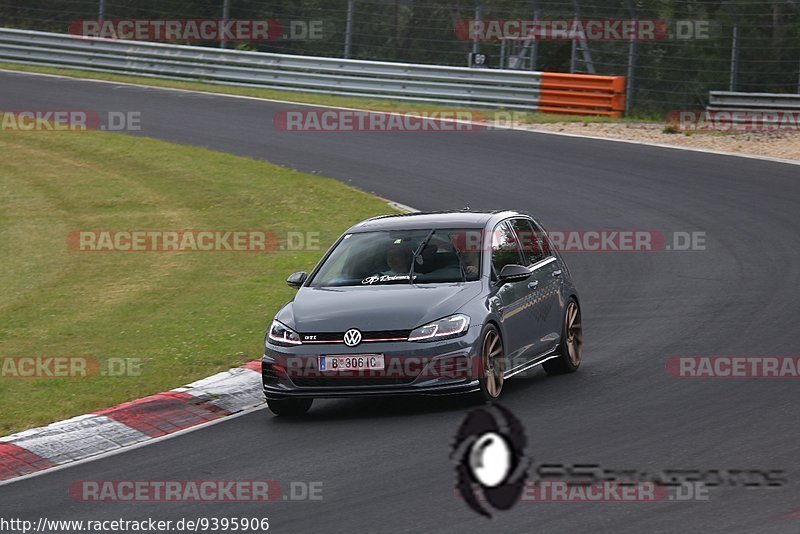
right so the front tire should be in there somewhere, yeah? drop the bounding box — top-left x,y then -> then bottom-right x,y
476,324 -> 505,401
543,298 -> 583,375
267,398 -> 313,417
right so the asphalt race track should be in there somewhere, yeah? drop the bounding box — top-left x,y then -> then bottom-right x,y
1,71 -> 799,533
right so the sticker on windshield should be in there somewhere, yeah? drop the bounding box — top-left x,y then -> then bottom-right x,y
362,274 -> 414,284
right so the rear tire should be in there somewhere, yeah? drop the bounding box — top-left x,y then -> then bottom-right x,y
267,398 -> 313,417
543,298 -> 583,375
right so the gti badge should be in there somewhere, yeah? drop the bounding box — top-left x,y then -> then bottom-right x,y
343,328 -> 362,347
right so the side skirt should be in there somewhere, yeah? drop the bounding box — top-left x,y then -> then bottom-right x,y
504,347 -> 560,379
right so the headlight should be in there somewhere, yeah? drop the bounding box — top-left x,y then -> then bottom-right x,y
408,314 -> 470,342
267,320 -> 302,347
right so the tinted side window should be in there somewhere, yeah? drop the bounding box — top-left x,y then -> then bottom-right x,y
491,222 -> 523,278
510,218 -> 546,265
531,220 -> 554,257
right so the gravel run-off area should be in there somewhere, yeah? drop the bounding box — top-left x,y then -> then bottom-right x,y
514,121 -> 800,162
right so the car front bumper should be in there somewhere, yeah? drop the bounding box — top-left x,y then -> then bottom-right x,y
262,325 -> 483,399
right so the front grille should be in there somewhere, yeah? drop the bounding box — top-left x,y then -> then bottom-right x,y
362,329 -> 412,341
299,329 -> 411,343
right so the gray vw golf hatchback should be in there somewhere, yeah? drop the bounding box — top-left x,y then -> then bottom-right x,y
262,210 -> 582,416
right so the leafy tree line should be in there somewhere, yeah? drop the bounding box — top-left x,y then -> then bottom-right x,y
2,0 -> 799,112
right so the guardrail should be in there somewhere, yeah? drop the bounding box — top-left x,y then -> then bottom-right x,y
0,27 -> 625,117
708,91 -> 800,118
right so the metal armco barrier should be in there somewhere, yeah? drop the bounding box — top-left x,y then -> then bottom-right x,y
708,91 -> 800,120
0,27 -> 625,117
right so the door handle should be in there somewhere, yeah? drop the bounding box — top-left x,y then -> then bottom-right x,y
528,280 -> 539,289
552,269 -> 563,278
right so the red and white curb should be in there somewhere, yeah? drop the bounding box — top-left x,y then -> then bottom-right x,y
0,360 -> 263,483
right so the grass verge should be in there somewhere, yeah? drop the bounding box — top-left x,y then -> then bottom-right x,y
0,129 -> 399,435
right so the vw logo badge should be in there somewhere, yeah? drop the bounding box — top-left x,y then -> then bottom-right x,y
343,328 -> 362,347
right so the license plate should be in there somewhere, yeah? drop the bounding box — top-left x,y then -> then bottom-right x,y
319,354 -> 385,372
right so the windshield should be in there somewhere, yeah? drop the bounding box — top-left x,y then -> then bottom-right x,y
308,229 -> 482,287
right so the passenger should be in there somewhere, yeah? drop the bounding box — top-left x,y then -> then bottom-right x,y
462,251 -> 480,277
449,231 -> 481,279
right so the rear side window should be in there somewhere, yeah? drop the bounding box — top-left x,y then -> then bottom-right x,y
531,220 -> 554,257
491,222 -> 523,278
510,218 -> 546,265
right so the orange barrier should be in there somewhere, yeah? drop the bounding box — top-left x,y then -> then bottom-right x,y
539,73 -> 626,117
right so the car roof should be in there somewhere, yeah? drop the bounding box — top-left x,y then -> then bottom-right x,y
348,210 -> 528,232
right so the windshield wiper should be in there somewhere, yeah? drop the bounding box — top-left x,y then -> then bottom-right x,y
408,229 -> 435,284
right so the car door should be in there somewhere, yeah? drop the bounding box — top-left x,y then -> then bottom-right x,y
509,217 -> 562,360
529,219 -> 565,355
489,221 -> 531,369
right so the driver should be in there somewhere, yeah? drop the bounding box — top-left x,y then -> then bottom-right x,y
382,244 -> 413,276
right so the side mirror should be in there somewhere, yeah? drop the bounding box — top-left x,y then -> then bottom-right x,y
287,271 -> 307,289
497,264 -> 531,286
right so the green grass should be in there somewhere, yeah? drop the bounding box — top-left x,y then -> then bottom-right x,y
0,130 -> 399,435
0,61 -> 656,123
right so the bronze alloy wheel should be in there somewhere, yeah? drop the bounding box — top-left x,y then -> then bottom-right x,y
544,298 -> 583,375
564,301 -> 583,367
481,326 -> 505,398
